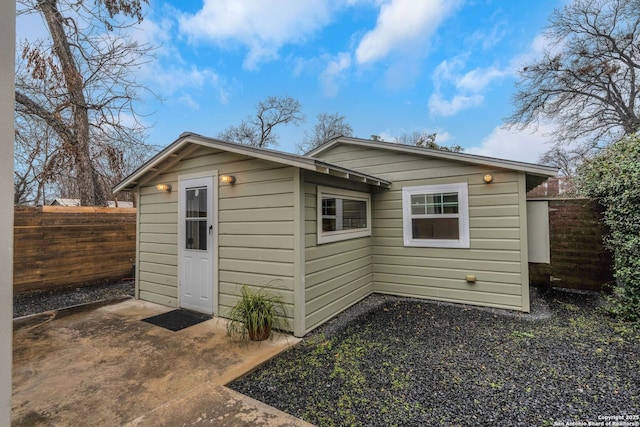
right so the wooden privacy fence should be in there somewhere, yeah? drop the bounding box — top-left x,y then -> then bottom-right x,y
14,206 -> 136,294
529,198 -> 614,292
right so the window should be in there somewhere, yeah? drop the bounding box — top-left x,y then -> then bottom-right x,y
317,186 -> 371,244
185,186 -> 208,250
402,183 -> 469,248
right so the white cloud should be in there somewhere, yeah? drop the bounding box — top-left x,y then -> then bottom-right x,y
178,0 -> 334,70
435,130 -> 452,143
131,10 -> 174,48
377,131 -> 396,142
355,0 -> 460,65
428,93 -> 484,117
468,21 -> 507,51
466,125 -> 556,163
531,33 -> 557,56
320,52 -> 352,97
427,28 -> 558,119
126,5 -> 233,110
146,64 -> 222,101
457,67 -> 507,92
428,57 -> 506,117
433,55 -> 507,92
177,95 -> 200,110
432,56 -> 467,90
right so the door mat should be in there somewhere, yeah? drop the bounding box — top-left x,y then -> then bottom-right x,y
142,309 -> 212,331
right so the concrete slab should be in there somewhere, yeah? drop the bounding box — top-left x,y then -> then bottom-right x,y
124,382 -> 312,427
12,299 -> 309,426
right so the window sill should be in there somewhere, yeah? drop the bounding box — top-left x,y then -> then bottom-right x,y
318,229 -> 371,244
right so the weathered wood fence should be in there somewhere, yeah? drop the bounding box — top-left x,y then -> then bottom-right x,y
14,206 -> 136,294
529,198 -> 614,292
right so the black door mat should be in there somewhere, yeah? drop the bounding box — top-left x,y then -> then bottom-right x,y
142,309 -> 212,331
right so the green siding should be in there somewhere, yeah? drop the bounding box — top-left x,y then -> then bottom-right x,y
315,144 -> 529,312
137,183 -> 179,306
136,140 -> 534,338
303,180 -> 373,333
137,146 -> 297,330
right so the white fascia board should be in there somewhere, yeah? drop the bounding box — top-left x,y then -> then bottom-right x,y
113,136 -> 190,193
308,136 -> 557,177
114,132 -> 392,192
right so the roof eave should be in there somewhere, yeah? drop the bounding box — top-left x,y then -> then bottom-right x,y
313,160 -> 391,188
113,132 -> 391,192
113,136 -> 190,193
308,136 -> 558,177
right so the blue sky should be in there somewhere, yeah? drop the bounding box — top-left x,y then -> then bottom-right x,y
18,0 -> 565,162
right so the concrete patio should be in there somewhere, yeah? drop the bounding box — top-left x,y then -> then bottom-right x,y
12,298 -> 311,426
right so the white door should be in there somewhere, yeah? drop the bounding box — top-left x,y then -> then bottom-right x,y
179,176 -> 215,314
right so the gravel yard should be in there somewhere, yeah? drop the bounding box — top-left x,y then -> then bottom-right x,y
229,289 -> 640,427
13,280 -> 134,318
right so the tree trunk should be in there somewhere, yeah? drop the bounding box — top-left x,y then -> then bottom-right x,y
38,0 -> 103,205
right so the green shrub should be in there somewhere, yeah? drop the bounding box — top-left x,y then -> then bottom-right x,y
226,284 -> 288,341
576,133 -> 640,323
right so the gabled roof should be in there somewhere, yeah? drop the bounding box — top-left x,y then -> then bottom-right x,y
307,136 -> 557,192
307,136 -> 558,177
50,198 -> 81,207
113,132 -> 391,193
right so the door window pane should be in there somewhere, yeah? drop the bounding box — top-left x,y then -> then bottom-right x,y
186,187 -> 207,218
186,220 -> 207,250
185,186 -> 207,250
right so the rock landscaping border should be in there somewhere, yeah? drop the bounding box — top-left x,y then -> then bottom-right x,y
13,280 -> 134,319
230,288 -> 640,427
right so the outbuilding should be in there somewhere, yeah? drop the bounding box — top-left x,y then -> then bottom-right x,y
114,133 -> 555,337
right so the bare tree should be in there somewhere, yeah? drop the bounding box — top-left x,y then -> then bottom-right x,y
297,112 -> 353,153
219,96 -> 304,148
396,131 -> 464,152
217,121 -> 260,146
14,114 -> 55,205
507,0 -> 640,150
15,0 -> 154,206
538,146 -> 593,177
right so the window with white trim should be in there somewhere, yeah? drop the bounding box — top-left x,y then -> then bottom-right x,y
317,186 -> 371,244
402,183 -> 470,248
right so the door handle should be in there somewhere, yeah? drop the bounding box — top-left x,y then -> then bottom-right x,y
209,225 -> 213,234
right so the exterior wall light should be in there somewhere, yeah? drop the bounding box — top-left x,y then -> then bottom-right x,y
219,175 -> 236,185
155,183 -> 172,192
483,174 -> 493,184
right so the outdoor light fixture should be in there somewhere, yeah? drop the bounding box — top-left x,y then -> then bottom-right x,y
155,183 -> 172,192
483,174 -> 493,184
219,175 -> 236,185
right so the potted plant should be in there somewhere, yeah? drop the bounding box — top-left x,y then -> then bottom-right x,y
226,285 -> 287,341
